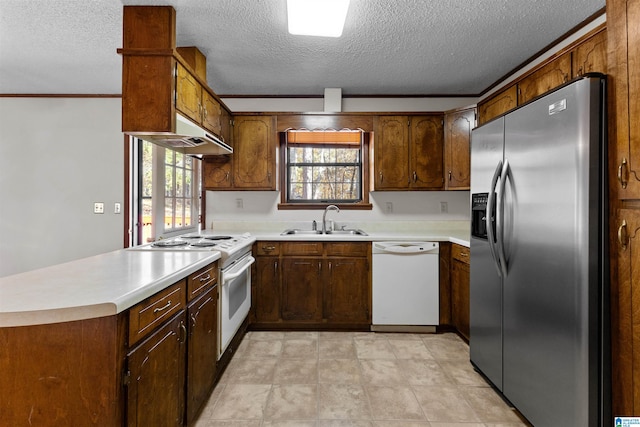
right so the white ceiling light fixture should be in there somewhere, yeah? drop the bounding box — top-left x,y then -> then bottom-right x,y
287,0 -> 351,38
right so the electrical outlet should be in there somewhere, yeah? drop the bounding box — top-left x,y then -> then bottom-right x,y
114,202 -> 121,214
385,202 -> 393,213
94,202 -> 104,214
236,198 -> 244,209
440,201 -> 448,213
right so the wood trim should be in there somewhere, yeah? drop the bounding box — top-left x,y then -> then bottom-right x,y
0,94 -> 121,98
123,135 -> 131,248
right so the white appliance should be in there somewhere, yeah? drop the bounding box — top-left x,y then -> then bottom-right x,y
129,232 -> 256,359
371,241 -> 439,332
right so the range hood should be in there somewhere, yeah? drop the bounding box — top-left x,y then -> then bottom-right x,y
138,113 -> 233,155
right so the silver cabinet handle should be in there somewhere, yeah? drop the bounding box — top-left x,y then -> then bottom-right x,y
199,274 -> 211,282
153,300 -> 172,313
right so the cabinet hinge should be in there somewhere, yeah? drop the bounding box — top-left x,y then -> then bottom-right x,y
123,370 -> 131,387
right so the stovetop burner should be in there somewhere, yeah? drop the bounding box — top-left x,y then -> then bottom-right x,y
204,236 -> 233,241
189,241 -> 218,247
152,240 -> 189,247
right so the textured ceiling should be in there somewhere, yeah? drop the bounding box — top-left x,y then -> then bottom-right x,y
0,0 -> 605,96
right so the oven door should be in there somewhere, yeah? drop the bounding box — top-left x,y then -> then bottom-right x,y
219,252 -> 255,359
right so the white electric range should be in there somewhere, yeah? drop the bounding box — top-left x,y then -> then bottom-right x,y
129,231 -> 256,359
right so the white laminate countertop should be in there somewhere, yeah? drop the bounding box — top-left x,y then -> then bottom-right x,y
0,249 -> 220,327
249,230 -> 471,247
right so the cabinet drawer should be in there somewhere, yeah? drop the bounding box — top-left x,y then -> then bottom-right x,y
451,244 -> 470,264
326,242 -> 370,257
281,242 -> 323,256
255,241 -> 280,256
129,280 -> 186,346
187,262 -> 217,301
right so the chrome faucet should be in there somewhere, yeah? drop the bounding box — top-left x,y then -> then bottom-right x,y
322,204 -> 340,234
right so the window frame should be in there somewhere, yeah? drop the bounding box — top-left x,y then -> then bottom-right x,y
278,131 -> 372,210
131,138 -> 202,245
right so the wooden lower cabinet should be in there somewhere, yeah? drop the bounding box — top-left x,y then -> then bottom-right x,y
324,257 -> 370,323
127,311 -> 187,427
281,257 -> 324,321
186,286 -> 218,424
252,241 -> 371,329
254,255 -> 281,322
450,244 -> 470,340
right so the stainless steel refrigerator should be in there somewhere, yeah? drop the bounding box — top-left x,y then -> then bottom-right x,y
469,75 -> 610,427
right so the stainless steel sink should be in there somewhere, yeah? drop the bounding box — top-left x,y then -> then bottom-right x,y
325,229 -> 368,236
280,229 -> 323,235
280,228 -> 367,236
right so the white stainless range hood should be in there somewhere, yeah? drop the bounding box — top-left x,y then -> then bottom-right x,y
139,113 -> 233,155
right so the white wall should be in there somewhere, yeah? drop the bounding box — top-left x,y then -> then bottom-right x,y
0,98 -> 124,277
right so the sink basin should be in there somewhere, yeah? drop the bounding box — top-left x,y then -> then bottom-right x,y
325,229 -> 368,236
280,228 -> 368,236
280,229 -> 323,235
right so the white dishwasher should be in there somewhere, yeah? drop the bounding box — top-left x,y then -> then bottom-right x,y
371,241 -> 439,332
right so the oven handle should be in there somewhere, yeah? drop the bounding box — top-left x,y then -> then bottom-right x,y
221,255 -> 255,284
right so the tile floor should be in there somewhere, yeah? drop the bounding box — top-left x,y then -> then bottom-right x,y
194,331 -> 530,427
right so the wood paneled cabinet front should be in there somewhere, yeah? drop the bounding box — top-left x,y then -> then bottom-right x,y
444,107 -> 475,190
450,244 -> 470,341
252,241 -> 371,328
204,115 -> 276,190
126,311 -> 187,427
373,115 -> 444,190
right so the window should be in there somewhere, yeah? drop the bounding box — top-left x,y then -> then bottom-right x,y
132,138 -> 201,244
283,130 -> 370,208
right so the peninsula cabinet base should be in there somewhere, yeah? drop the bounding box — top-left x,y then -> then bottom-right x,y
0,315 -> 127,427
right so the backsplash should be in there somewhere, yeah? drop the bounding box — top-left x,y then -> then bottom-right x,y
205,190 -> 470,233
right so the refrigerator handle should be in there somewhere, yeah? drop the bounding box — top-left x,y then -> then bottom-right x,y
487,160 -> 504,277
496,159 -> 510,277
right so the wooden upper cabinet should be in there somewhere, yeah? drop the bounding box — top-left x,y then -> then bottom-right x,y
444,107 -> 475,190
518,52 -> 571,104
202,92 -> 223,137
203,155 -> 233,189
373,116 -> 410,189
572,29 -> 607,77
373,115 -> 444,190
609,0 -> 640,199
478,85 -> 518,126
410,116 -> 444,189
233,115 -> 277,190
176,63 -> 202,124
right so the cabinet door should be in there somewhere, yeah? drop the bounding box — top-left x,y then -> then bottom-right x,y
281,258 -> 323,321
410,116 -> 444,189
127,311 -> 186,427
572,30 -> 607,77
176,63 -> 202,124
373,116 -> 409,189
324,257 -> 370,324
233,116 -> 276,189
478,85 -> 518,125
517,53 -> 571,104
451,259 -> 470,341
203,155 -> 233,190
444,108 -> 474,190
201,91 -> 222,136
614,209 -> 640,415
220,109 -> 232,146
610,0 -> 640,198
254,256 -> 281,323
186,287 -> 218,424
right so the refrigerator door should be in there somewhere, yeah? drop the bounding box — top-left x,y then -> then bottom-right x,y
501,77 -> 603,426
470,117 -> 505,391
